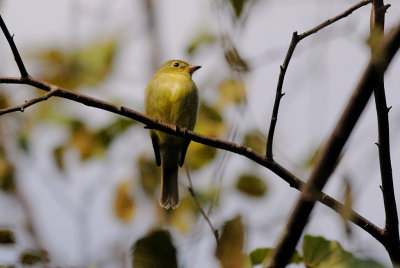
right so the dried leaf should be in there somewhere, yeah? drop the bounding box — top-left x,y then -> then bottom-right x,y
0,230 -> 15,244
113,181 -> 135,222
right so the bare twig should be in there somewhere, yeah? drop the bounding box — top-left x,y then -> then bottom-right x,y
370,0 -> 400,265
0,11 -> 386,252
0,87 -> 59,116
184,166 -> 219,244
267,22 -> 400,268
0,14 -> 28,77
266,0 -> 372,159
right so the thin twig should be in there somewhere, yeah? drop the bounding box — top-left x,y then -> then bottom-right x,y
0,87 -> 59,116
370,0 -> 400,264
184,166 -> 219,245
267,22 -> 400,268
0,14 -> 28,77
266,0 -> 372,159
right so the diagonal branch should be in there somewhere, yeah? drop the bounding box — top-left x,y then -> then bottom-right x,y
266,0 -> 372,159
0,75 -> 385,246
267,22 -> 400,268
370,0 -> 400,265
185,166 -> 219,245
0,14 -> 28,77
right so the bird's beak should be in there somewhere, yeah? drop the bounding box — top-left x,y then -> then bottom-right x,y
187,65 -> 201,74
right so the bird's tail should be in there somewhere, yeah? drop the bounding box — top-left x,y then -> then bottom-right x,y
160,149 -> 180,209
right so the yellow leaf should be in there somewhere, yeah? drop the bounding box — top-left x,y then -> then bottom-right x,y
113,181 -> 135,222
218,79 -> 246,108
215,215 -> 245,268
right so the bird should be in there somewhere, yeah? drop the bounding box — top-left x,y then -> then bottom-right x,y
145,60 -> 200,209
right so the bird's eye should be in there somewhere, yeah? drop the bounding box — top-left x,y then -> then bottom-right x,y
173,62 -> 180,67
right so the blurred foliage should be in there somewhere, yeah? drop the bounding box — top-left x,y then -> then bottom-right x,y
132,229 -> 177,268
53,118 -> 135,166
236,173 -> 267,197
339,178 -> 353,235
33,40 -> 118,90
0,230 -> 15,244
224,45 -> 249,72
250,235 -> 384,267
186,102 -> 226,170
243,130 -> 266,154
0,148 -> 15,193
302,235 -> 385,268
249,248 -> 301,266
113,180 -> 135,222
218,78 -> 246,108
187,31 -> 216,55
229,0 -> 250,19
168,195 -> 198,233
138,155 -> 160,197
19,250 -> 45,266
215,215 -> 245,268
0,92 -> 10,109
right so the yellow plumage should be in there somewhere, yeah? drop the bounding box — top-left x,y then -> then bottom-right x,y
145,60 -> 200,209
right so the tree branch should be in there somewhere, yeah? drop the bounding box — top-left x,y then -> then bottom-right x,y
370,0 -> 400,265
0,86 -> 59,116
0,10 -> 386,253
267,22 -> 400,268
0,14 -> 28,77
266,0 -> 372,160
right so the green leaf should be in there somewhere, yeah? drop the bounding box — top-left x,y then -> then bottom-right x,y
249,247 -> 301,265
187,31 -> 216,55
302,235 -> 385,268
132,229 -> 177,268
215,215 -> 245,268
249,248 -> 271,265
0,230 -> 15,244
236,173 -> 267,197
34,40 -> 118,90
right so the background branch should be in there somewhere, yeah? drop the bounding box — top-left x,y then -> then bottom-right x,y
267,22 -> 400,268
266,0 -> 372,159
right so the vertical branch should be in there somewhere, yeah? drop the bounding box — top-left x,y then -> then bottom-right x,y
266,32 -> 298,160
370,1 -> 400,264
265,0 -> 373,160
266,25 -> 400,268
